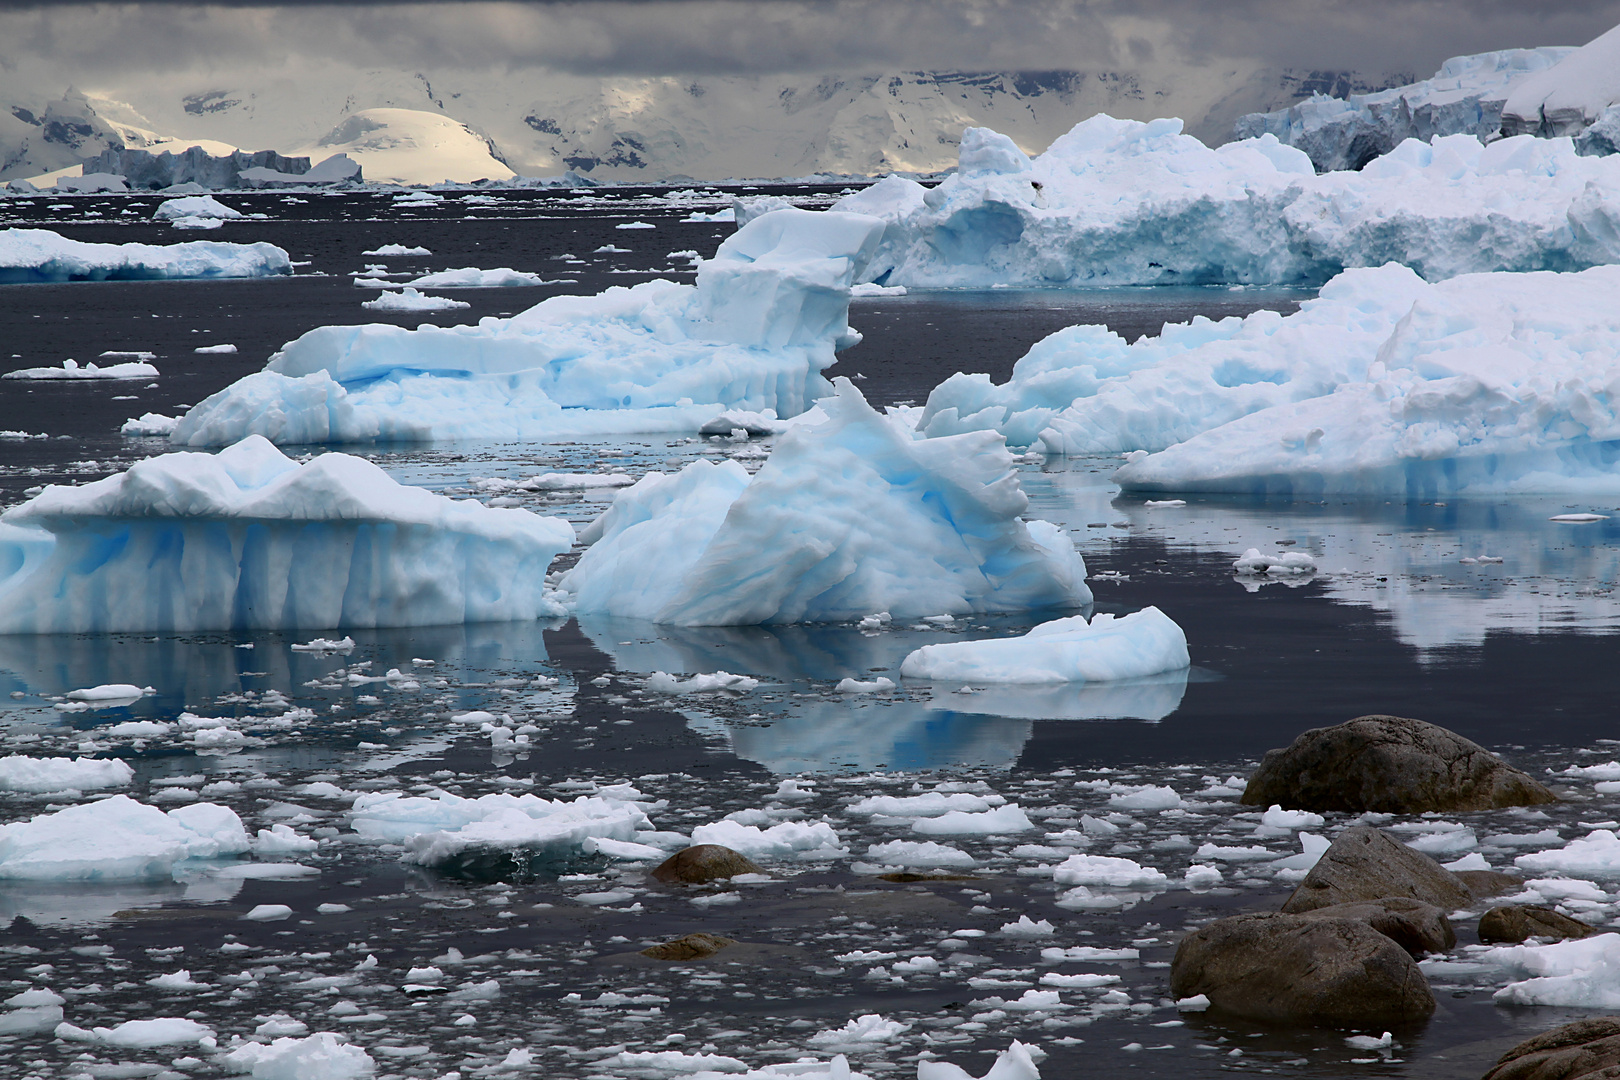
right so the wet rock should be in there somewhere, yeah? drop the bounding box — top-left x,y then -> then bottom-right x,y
1478,906 -> 1599,946
640,932 -> 737,961
1482,1017 -> 1620,1080
1456,870 -> 1524,899
1242,715 -> 1557,813
878,872 -> 982,883
1296,897 -> 1455,956
650,844 -> 763,884
1170,912 -> 1435,1027
1281,826 -> 1474,914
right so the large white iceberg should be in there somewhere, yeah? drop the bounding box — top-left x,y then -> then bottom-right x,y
170,208 -> 885,446
1502,23 -> 1620,138
0,795 -> 249,881
0,228 -> 290,284
836,117 -> 1620,288
899,607 -> 1187,684
0,435 -> 574,633
559,379 -> 1090,625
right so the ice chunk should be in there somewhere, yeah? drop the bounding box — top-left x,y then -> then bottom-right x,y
153,195 -> 242,223
1051,854 -> 1169,887
0,435 -> 574,632
0,228 -> 289,283
171,208 -> 886,445
4,357 -> 159,380
647,671 -> 760,693
350,789 -> 652,869
1488,933 -> 1620,1008
359,286 -> 469,312
221,1031 -> 375,1079
1233,549 -> 1317,575
561,379 -> 1089,624
864,840 -> 976,868
1261,805 -> 1326,830
911,804 -> 1035,835
1107,784 -> 1183,810
0,794 -> 248,880
807,1013 -> 911,1049
121,412 -> 180,437
404,267 -> 550,287
0,755 -> 133,792
848,792 -> 1003,817
1516,829 -> 1620,876
917,1042 -> 1044,1080
900,607 -> 1186,684
364,244 -> 431,256
690,819 -> 845,859
57,1017 -> 215,1047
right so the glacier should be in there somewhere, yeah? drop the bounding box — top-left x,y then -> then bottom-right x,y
0,227 -> 290,283
0,435 -> 575,634
559,378 -> 1090,625
898,607 -> 1188,684
835,117 -> 1620,289
172,208 -> 884,446
1233,47 -> 1577,172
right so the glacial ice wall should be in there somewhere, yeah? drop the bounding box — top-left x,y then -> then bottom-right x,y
560,379 -> 1090,625
1502,23 -> 1620,138
0,435 -> 575,634
0,228 -> 291,284
171,208 -> 886,446
836,117 -> 1620,288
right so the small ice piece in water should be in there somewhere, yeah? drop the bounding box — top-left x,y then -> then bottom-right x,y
999,915 -> 1056,937
1345,1031 -> 1394,1051
0,755 -> 133,792
1051,854 -> 1169,888
900,607 -> 1186,684
0,795 -> 248,880
1184,864 -> 1223,887
1261,805 -> 1326,829
1488,933 -> 1620,1008
1108,784 -> 1183,810
194,343 -> 238,354
918,1042 -> 1045,1080
850,282 -> 907,296
864,840 -> 976,868
360,286 -> 471,312
807,1013 -> 912,1049
690,819 -> 845,860
244,904 -> 294,921
1143,499 -> 1186,507
0,228 -> 290,283
121,412 -> 180,437
292,636 -> 356,654
1176,994 -> 1212,1012
65,683 -> 152,702
404,267 -> 550,288
1271,832 -> 1333,871
836,676 -> 895,693
154,195 -> 241,223
57,1017 -> 216,1047
1551,513 -> 1610,523
1516,829 -> 1620,876
1233,548 -> 1317,575
364,244 -> 432,256
911,804 -> 1035,836
646,671 -> 760,693
4,358 -> 158,381
221,1031 -> 375,1079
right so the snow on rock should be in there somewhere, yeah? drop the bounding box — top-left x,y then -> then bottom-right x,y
689,819 -> 846,859
359,286 -> 470,312
4,358 -> 158,380
836,115 -> 1620,289
0,755 -> 133,792
221,1031 -> 375,1079
1502,24 -> 1620,139
171,208 -> 885,445
0,795 -> 248,881
560,379 -> 1089,624
1515,829 -> 1620,877
0,228 -> 289,283
1487,933 -> 1620,1008
0,435 -> 574,633
898,607 -> 1187,684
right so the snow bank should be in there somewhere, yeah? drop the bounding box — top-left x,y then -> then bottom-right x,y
3,358 -> 158,380
898,607 -> 1187,684
836,116 -> 1620,288
0,435 -> 574,633
0,755 -> 133,792
171,208 -> 885,445
560,379 -> 1089,624
1235,47 -> 1577,172
0,794 -> 248,881
1502,24 -> 1620,138
0,228 -> 289,283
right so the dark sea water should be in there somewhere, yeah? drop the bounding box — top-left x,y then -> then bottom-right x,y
0,187 -> 1616,1080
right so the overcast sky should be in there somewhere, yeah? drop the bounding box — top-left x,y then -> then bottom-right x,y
2,1 -> 1619,89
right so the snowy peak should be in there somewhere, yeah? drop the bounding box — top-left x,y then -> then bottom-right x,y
297,108 -> 512,186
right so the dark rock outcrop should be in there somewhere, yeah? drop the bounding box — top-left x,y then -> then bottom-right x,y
1479,906 -> 1599,945
1296,897 -> 1455,956
640,932 -> 736,960
1483,1017 -> 1620,1080
1281,827 -> 1475,914
650,845 -> 762,884
1243,715 -> 1556,814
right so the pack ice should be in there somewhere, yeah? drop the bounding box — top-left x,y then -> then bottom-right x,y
0,435 -> 574,633
171,208 -> 885,445
0,228 -> 289,283
899,607 -> 1188,684
559,379 -> 1090,624
836,117 -> 1620,288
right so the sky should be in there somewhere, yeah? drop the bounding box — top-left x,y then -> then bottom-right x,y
2,0 -> 1619,89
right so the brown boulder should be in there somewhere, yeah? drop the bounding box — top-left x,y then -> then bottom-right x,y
640,932 -> 736,960
650,845 -> 763,884
1479,906 -> 1599,945
1281,826 -> 1474,914
1296,897 -> 1455,956
1242,715 -> 1557,814
1170,912 -> 1435,1027
1483,1018 -> 1620,1080
1456,870 -> 1524,899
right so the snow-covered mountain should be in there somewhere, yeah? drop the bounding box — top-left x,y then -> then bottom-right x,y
2,63 -> 1411,184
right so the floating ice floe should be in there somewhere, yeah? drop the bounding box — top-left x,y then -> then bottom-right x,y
0,755 -> 133,792
0,795 -> 249,881
559,379 -> 1089,624
220,1031 -> 375,1079
1515,829 -> 1620,876
1232,549 -> 1317,575
403,267 -> 552,287
170,207 -> 885,445
194,343 -> 239,354
120,412 -> 179,436
360,286 -> 470,312
153,195 -> 243,230
690,818 -> 846,859
0,435 -> 574,633
57,1017 -> 216,1048
1488,933 -> 1620,1008
0,228 -> 289,283
838,116 -> 1620,288
863,839 -> 976,868
3,358 -> 158,380
1501,23 -> 1620,140
363,244 -> 432,256
898,607 -> 1187,684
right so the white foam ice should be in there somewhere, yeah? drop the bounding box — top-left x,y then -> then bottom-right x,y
836,116 -> 1620,288
0,434 -> 574,633
0,228 -> 289,283
0,795 -> 249,881
560,379 -> 1089,625
898,607 -> 1187,684
170,208 -> 886,445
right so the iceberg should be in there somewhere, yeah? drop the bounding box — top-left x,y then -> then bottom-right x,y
559,379 -> 1090,625
171,208 -> 886,446
153,194 -> 242,224
0,228 -> 289,284
0,755 -> 133,792
898,607 -> 1187,684
359,286 -> 469,312
0,435 -> 574,633
4,358 -> 159,381
1502,23 -> 1620,138
0,795 -> 249,881
836,117 -> 1620,289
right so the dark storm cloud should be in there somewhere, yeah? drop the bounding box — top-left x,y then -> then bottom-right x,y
0,1 -> 1618,83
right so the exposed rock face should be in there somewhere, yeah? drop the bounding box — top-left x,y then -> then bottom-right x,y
1170,913 -> 1436,1026
1281,827 -> 1475,914
1296,897 -> 1455,956
650,844 -> 763,884
1479,906 -> 1599,946
640,933 -> 736,960
1482,1017 -> 1620,1080
1242,715 -> 1557,814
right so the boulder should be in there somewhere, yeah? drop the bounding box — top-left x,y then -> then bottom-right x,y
1281,827 -> 1474,914
1170,912 -> 1435,1027
1482,1017 -> 1620,1080
1297,897 -> 1455,956
640,932 -> 736,960
1242,715 -> 1557,813
650,845 -> 763,884
1455,870 -> 1524,899
1479,906 -> 1599,945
